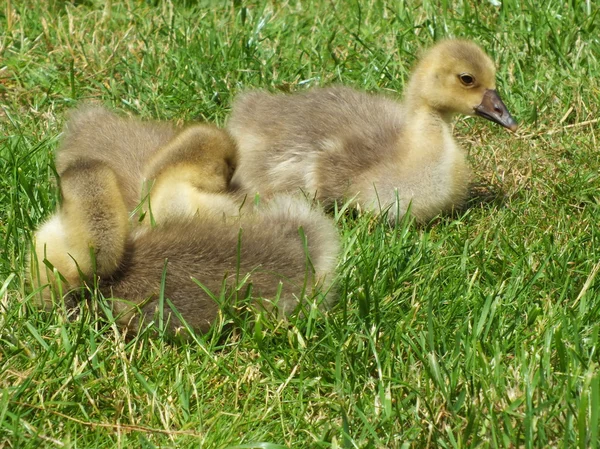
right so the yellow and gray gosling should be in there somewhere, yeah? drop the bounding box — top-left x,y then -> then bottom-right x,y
56,104 -> 240,224
227,39 -> 518,223
30,162 -> 339,334
30,107 -> 339,335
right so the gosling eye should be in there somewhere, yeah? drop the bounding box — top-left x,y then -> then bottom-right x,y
458,73 -> 476,87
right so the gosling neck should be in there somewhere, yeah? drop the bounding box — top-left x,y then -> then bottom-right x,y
400,91 -> 455,161
403,82 -> 455,124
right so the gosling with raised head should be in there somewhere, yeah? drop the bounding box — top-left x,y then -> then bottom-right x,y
227,39 -> 518,222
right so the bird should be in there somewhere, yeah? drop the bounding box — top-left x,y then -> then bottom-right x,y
30,171 -> 339,334
55,104 -> 240,225
30,103 -> 247,310
30,158 -> 339,335
227,39 -> 518,223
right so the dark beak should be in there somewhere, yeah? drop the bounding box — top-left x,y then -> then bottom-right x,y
475,89 -> 518,132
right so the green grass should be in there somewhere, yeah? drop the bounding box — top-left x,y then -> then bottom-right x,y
1,0 -> 600,447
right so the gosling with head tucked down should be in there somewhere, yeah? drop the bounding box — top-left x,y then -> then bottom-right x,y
30,108 -> 339,333
227,39 -> 518,222
30,159 -> 339,334
56,105 -> 240,224
30,105 -> 242,308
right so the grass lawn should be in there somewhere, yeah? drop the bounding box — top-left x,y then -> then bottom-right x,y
1,0 -> 600,447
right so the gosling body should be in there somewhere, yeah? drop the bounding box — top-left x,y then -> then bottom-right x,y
228,39 -> 517,222
32,180 -> 339,334
106,195 -> 339,334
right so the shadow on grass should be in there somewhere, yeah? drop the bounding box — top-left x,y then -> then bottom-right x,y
421,180 -> 507,228
465,181 -> 506,210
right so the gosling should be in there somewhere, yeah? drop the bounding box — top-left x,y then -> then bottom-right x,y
227,39 -> 518,223
30,160 -> 339,335
56,105 -> 239,224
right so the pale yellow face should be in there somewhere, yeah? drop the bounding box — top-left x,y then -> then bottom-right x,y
408,39 -> 517,130
413,40 -> 498,115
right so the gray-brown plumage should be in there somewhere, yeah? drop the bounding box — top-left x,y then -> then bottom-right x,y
227,39 -> 518,222
56,105 -> 178,211
107,195 -> 339,335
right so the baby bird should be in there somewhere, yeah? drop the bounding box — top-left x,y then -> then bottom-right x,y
31,127 -> 339,333
31,163 -> 339,333
56,105 -> 239,224
227,39 -> 518,222
31,104 -> 243,309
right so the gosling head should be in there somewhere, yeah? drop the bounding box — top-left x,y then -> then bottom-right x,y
407,39 -> 518,132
